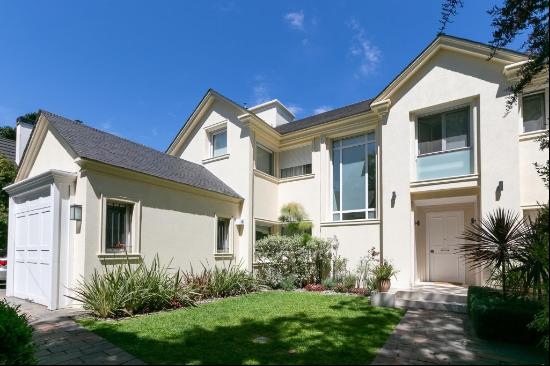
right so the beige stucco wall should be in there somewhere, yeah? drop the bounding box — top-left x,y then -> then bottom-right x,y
519,134 -> 549,207
254,174 -> 279,222
28,129 -> 80,177
382,49 -> 524,287
80,168 -> 241,280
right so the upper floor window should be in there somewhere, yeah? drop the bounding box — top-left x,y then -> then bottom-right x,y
418,107 -> 470,155
332,132 -> 376,221
256,145 -> 274,176
105,200 -> 134,253
279,145 -> 312,178
522,92 -> 547,133
211,129 -> 227,157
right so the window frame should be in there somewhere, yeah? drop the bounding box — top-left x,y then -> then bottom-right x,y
521,91 -> 547,133
256,144 -> 275,176
210,128 -> 228,158
214,216 -> 233,255
331,132 -> 377,222
100,197 -> 141,255
416,106 -> 471,157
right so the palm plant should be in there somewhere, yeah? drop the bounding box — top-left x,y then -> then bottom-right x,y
279,202 -> 312,236
458,208 -> 526,297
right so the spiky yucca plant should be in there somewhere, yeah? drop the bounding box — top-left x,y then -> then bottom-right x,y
458,208 -> 526,297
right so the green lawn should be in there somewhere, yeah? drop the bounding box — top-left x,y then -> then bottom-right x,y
78,291 -> 404,365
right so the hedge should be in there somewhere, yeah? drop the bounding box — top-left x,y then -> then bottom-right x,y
0,300 -> 36,364
468,286 -> 542,344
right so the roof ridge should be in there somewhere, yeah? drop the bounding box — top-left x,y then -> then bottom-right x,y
40,110 -> 190,164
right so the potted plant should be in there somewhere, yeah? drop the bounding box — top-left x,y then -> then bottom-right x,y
373,260 -> 398,292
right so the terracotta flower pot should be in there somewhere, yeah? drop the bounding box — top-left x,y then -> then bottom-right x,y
377,279 -> 391,292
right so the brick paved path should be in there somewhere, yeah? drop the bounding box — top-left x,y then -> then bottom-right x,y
2,290 -> 145,365
372,309 -> 547,365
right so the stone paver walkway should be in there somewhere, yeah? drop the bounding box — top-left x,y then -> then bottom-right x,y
372,309 -> 548,365
2,290 -> 145,365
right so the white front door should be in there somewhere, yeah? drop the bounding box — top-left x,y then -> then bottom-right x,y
427,210 -> 465,283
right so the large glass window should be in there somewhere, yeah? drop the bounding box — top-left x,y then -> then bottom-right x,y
332,132 -> 376,221
279,145 -> 313,178
212,129 -> 227,157
418,107 -> 469,155
105,201 -> 133,253
256,145 -> 274,176
522,93 -> 546,133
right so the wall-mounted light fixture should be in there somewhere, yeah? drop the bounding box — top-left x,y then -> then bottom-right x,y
70,204 -> 82,221
498,181 -> 504,192
234,218 -> 245,226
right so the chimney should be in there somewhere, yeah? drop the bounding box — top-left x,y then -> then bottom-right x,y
15,116 -> 36,165
248,99 -> 294,128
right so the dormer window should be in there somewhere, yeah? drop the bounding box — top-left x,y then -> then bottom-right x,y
211,129 -> 227,157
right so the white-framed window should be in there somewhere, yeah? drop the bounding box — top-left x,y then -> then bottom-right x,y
417,106 -> 470,156
255,224 -> 272,242
279,144 -> 313,178
104,200 -> 135,253
216,217 -> 231,254
332,132 -> 376,221
522,92 -> 547,133
256,145 -> 274,176
211,129 -> 227,157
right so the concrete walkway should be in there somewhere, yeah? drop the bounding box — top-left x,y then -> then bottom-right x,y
372,309 -> 547,365
1,289 -> 145,365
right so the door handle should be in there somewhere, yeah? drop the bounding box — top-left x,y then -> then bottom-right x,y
430,250 -> 434,253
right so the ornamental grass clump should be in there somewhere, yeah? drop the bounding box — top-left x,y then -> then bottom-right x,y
71,255 -> 194,318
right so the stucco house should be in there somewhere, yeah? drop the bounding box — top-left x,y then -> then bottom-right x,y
4,35 -> 548,310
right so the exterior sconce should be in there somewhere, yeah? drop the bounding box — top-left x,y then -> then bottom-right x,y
497,181 -> 504,191
234,218 -> 245,226
70,204 -> 82,221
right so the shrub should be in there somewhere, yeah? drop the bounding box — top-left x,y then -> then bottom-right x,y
71,255 -> 194,318
355,247 -> 380,291
304,284 -> 325,292
183,263 -> 258,299
280,275 -> 298,291
0,300 -> 36,365
349,288 -> 369,296
255,234 -> 332,288
321,278 -> 336,290
468,286 -> 542,344
342,275 -> 358,290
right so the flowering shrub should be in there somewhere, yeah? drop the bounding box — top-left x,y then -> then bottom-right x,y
304,284 -> 326,292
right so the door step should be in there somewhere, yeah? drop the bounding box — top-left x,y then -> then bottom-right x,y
394,289 -> 467,313
395,298 -> 467,313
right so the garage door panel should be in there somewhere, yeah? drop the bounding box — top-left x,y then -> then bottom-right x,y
12,187 -> 53,307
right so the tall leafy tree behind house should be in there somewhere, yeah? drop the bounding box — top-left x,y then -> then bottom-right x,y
0,156 -> 17,255
0,126 -> 15,140
439,0 -> 549,111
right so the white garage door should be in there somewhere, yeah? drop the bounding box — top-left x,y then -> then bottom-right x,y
13,188 -> 54,307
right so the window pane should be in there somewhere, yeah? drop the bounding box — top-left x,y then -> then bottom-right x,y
445,108 -> 469,150
367,142 -> 376,210
332,149 -> 340,211
217,219 -> 229,253
342,144 -> 366,211
213,131 -> 227,156
255,225 -> 271,242
523,94 -> 545,132
343,211 -> 365,220
333,213 -> 341,221
342,135 -> 365,147
256,146 -> 273,175
106,202 -> 132,252
418,115 -> 442,154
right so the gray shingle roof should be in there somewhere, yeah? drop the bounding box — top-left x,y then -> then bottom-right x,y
0,137 -> 16,162
41,111 -> 241,199
275,99 -> 374,134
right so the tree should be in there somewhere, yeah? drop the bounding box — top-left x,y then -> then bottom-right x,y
0,155 -> 17,255
0,127 -> 15,141
535,130 -> 549,188
439,0 -> 549,111
278,202 -> 312,236
458,208 -> 526,297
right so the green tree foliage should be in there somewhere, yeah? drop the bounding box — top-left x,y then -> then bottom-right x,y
0,126 -> 16,140
439,0 -> 549,111
0,155 -> 17,255
278,202 -> 312,236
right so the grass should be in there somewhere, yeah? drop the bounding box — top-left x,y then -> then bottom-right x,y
78,291 -> 404,365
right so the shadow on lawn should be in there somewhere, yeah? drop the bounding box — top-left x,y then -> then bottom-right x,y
88,297 -> 403,365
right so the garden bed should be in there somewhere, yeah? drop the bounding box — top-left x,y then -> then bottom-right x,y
78,291 -> 404,365
468,286 -> 542,344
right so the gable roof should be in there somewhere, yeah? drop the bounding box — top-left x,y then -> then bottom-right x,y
40,111 -> 241,199
0,137 -> 15,162
275,98 -> 374,134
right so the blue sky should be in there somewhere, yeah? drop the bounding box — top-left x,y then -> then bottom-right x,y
0,1 -> 526,150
